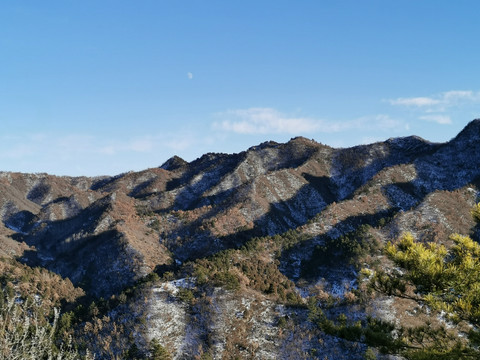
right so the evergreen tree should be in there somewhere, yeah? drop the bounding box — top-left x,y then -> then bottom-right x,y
149,339 -> 171,360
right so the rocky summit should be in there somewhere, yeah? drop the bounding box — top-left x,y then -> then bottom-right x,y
2,119 -> 480,359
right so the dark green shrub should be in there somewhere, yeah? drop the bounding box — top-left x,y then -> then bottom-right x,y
213,271 -> 240,291
177,288 -> 195,303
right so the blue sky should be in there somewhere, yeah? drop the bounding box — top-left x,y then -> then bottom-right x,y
1,1 -> 479,176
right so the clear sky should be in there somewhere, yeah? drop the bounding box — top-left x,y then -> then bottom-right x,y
1,1 -> 479,176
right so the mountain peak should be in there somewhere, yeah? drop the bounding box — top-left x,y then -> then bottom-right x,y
453,118 -> 480,142
160,155 -> 188,171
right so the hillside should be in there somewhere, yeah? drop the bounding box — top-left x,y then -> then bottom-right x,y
1,119 -> 480,359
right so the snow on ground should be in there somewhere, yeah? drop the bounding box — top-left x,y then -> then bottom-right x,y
147,283 -> 189,359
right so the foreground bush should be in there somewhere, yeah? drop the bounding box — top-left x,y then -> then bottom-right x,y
0,293 -> 91,360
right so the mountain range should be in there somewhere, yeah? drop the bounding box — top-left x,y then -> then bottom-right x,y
1,119 -> 480,359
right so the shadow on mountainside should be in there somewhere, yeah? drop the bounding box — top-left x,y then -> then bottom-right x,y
329,137 -> 440,201
20,229 -> 143,299
278,210 -> 396,283
128,177 -> 158,198
11,195 -> 146,298
90,172 -> 128,191
162,177 -> 337,262
163,168 -> 406,264
382,142 -> 480,214
160,140 -> 319,212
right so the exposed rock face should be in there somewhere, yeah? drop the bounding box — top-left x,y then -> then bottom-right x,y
1,119 -> 480,359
